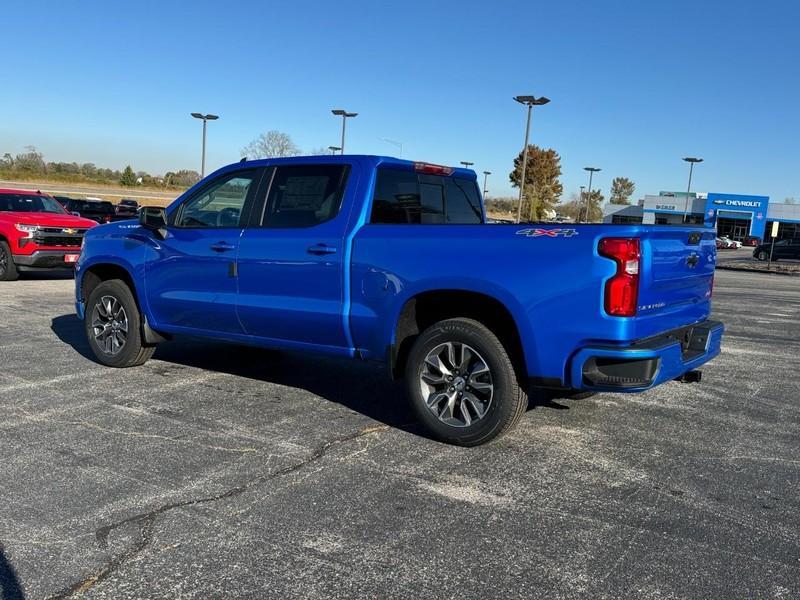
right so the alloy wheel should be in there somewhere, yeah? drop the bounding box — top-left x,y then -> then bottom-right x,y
91,295 -> 129,355
419,342 -> 494,428
0,245 -> 7,276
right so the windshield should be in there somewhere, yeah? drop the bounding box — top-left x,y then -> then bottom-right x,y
0,193 -> 67,214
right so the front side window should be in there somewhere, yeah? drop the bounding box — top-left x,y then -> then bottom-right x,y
261,164 -> 349,227
371,168 -> 483,224
176,171 -> 256,228
0,193 -> 66,214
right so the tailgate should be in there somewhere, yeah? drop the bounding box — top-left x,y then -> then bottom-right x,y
638,228 -> 715,318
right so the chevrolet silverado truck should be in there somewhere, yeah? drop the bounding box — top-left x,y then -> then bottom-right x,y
75,156 -> 723,445
0,188 -> 97,281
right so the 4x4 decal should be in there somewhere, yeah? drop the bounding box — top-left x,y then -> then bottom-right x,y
516,228 -> 579,238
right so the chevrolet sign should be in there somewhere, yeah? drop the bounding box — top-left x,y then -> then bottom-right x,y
711,199 -> 762,208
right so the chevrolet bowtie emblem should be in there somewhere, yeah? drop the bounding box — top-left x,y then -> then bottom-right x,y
63,228 -> 77,234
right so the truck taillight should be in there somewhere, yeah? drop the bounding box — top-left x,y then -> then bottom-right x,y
598,237 -> 640,317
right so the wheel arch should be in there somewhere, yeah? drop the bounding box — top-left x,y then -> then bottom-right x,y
389,288 -> 529,380
80,261 -> 167,344
80,262 -> 139,306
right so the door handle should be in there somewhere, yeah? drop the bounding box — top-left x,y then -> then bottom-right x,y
210,241 -> 235,252
307,244 -> 337,255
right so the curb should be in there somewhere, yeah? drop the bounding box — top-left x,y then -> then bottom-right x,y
716,265 -> 800,277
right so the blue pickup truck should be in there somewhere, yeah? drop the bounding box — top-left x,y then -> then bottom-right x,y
75,155 -> 723,445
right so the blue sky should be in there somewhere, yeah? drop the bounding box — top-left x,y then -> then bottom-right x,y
2,0 -> 798,202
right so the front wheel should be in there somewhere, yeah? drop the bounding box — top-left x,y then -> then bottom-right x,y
405,318 -> 528,446
0,241 -> 19,281
85,279 -> 155,367
757,250 -> 769,261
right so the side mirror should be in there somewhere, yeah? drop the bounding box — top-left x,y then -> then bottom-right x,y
139,207 -> 168,238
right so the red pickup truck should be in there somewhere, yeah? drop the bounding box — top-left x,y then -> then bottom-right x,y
0,189 -> 97,281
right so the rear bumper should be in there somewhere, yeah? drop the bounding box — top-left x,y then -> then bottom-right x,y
13,250 -> 80,270
569,320 -> 724,392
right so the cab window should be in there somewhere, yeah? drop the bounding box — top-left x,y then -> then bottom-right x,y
371,167 -> 483,224
175,171 -> 257,228
260,164 -> 349,228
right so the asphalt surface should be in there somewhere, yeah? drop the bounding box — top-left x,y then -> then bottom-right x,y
0,270 -> 798,599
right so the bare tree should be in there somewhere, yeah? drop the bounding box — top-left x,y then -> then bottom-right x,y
241,130 -> 300,159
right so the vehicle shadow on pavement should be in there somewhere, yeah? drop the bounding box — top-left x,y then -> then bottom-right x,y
51,314 -> 570,438
0,545 -> 25,600
18,271 -> 74,281
50,313 -> 424,437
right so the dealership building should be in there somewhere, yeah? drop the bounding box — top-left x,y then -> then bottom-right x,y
603,192 -> 800,241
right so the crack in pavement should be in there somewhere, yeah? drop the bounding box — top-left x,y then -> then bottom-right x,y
45,423 -> 389,599
5,406 -> 260,454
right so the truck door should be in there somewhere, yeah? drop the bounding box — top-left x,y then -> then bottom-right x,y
235,163 -> 353,350
144,169 -> 263,334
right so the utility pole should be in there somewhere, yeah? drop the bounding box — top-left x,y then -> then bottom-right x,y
582,167 -> 601,222
190,112 -> 219,178
513,95 -> 550,223
482,171 -> 491,197
331,109 -> 358,154
682,157 -> 703,223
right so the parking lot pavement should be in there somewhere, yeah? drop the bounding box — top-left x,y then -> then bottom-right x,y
0,271 -> 798,599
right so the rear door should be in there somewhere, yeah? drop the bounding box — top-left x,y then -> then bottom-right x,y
144,168 -> 263,334
783,239 -> 800,259
769,240 -> 791,259
235,163 -> 353,350
637,228 -> 716,319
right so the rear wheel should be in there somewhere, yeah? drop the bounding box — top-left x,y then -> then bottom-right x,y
0,241 -> 19,281
405,318 -> 527,446
85,279 -> 155,367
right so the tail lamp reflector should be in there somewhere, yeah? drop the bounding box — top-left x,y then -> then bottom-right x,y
598,237 -> 641,317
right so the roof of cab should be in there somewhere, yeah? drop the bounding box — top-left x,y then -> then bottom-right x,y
218,154 -> 477,179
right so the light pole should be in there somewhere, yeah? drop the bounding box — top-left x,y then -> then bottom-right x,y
482,171 -> 491,197
191,112 -> 219,178
513,95 -> 550,223
460,161 -> 474,170
381,138 -> 403,157
582,167 -> 601,223
682,157 -> 703,223
328,145 -> 342,155
579,186 -> 585,222
331,109 -> 357,154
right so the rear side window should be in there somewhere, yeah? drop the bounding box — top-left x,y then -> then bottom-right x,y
371,168 -> 483,224
261,164 -> 349,228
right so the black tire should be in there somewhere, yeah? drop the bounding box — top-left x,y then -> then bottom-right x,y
757,250 -> 769,261
85,279 -> 155,367
405,318 -> 527,446
0,241 -> 19,281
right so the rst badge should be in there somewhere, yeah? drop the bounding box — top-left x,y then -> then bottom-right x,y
516,228 -> 578,238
